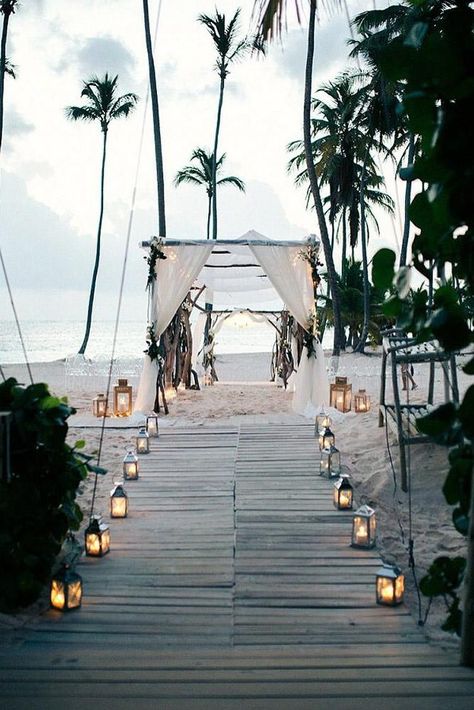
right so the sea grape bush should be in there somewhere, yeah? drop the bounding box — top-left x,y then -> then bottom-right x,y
0,378 -> 103,611
371,0 -> 474,635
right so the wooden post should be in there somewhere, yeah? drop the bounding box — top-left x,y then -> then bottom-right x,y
461,462 -> 474,666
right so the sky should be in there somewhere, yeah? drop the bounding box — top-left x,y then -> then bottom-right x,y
0,0 -> 403,326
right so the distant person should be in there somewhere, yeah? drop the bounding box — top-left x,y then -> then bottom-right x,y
401,362 -> 418,390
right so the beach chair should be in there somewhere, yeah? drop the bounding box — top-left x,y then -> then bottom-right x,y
378,328 -> 459,492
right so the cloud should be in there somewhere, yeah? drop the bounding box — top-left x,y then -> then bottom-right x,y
4,108 -> 34,138
59,36 -> 137,90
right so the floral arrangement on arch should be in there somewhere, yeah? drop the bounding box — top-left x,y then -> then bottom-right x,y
145,236 -> 167,290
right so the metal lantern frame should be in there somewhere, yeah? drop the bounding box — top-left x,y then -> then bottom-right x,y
333,475 -> 354,510
319,444 -> 341,478
123,449 -> 139,480
351,504 -> 377,549
354,389 -> 371,413
146,414 -> 159,438
92,394 -> 108,418
110,483 -> 128,518
113,379 -> 133,417
330,376 -> 352,413
50,565 -> 83,611
376,563 -> 405,606
136,428 -> 150,454
314,410 -> 332,437
85,516 -> 111,557
319,425 -> 336,451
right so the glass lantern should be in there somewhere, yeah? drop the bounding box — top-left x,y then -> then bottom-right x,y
319,445 -> 341,478
50,565 -> 83,611
330,376 -> 352,413
85,516 -> 110,557
113,379 -> 133,417
123,449 -> 139,480
0,411 -> 11,483
314,409 -> 332,437
110,483 -> 128,518
351,504 -> 376,548
146,414 -> 159,438
376,563 -> 405,606
92,394 -> 108,418
319,425 -> 336,451
333,475 -> 353,510
136,428 -> 150,454
354,389 -> 371,413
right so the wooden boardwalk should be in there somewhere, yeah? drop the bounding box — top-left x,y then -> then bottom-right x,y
1,424 -> 473,709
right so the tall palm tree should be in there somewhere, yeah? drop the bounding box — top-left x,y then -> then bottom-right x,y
198,9 -> 249,240
66,74 -> 138,355
174,149 -> 245,239
0,0 -> 17,153
142,0 -> 166,237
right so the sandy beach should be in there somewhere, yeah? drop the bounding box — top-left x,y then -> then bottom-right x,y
1,350 -> 469,650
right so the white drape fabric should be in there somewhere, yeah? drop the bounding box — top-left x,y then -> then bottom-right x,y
134,243 -> 213,412
249,243 -> 328,414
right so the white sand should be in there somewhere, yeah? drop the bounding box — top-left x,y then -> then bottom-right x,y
1,351 -> 469,650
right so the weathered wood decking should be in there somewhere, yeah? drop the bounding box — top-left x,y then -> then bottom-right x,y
1,424 -> 473,709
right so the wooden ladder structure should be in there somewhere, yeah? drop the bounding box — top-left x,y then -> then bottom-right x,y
378,328 -> 459,492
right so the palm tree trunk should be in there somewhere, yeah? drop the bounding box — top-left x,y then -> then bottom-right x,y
0,7 -> 12,154
399,132 -> 416,266
304,0 -> 342,356
211,75 -> 225,240
342,208 -> 347,273
78,128 -> 108,355
355,134 -> 373,354
206,192 -> 212,240
143,0 -> 166,237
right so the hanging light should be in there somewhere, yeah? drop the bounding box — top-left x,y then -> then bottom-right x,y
145,414 -> 159,438
113,379 -> 133,417
0,411 -> 12,483
354,389 -> 371,413
314,409 -> 332,437
84,515 -> 110,557
330,376 -> 352,413
123,449 -> 139,480
92,394 -> 108,418
376,563 -> 405,606
50,565 -> 83,611
333,475 -> 353,510
319,425 -> 335,451
351,504 -> 376,549
319,445 -> 341,478
110,483 -> 128,518
136,428 -> 150,455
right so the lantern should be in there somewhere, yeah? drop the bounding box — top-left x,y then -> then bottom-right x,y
319,425 -> 335,451
92,394 -> 108,418
0,411 -> 11,483
330,376 -> 352,413
146,414 -> 159,438
113,379 -> 133,417
376,563 -> 405,606
354,389 -> 371,413
110,483 -> 128,518
351,504 -> 376,549
50,565 -> 83,611
123,449 -> 139,480
333,475 -> 353,510
136,428 -> 150,454
319,445 -> 341,478
84,516 -> 110,557
314,409 -> 332,437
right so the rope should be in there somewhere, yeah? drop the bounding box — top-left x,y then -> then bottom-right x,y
89,0 -> 163,520
0,245 -> 33,385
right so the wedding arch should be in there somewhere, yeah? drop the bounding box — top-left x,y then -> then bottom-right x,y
134,230 -> 329,415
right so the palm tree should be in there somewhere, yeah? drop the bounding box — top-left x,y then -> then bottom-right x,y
174,149 -> 245,239
198,9 -> 249,240
0,0 -> 17,153
66,74 -> 138,355
142,0 -> 166,237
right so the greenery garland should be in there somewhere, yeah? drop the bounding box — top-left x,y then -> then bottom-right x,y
299,244 -> 323,357
144,322 -> 163,365
145,236 -> 167,291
